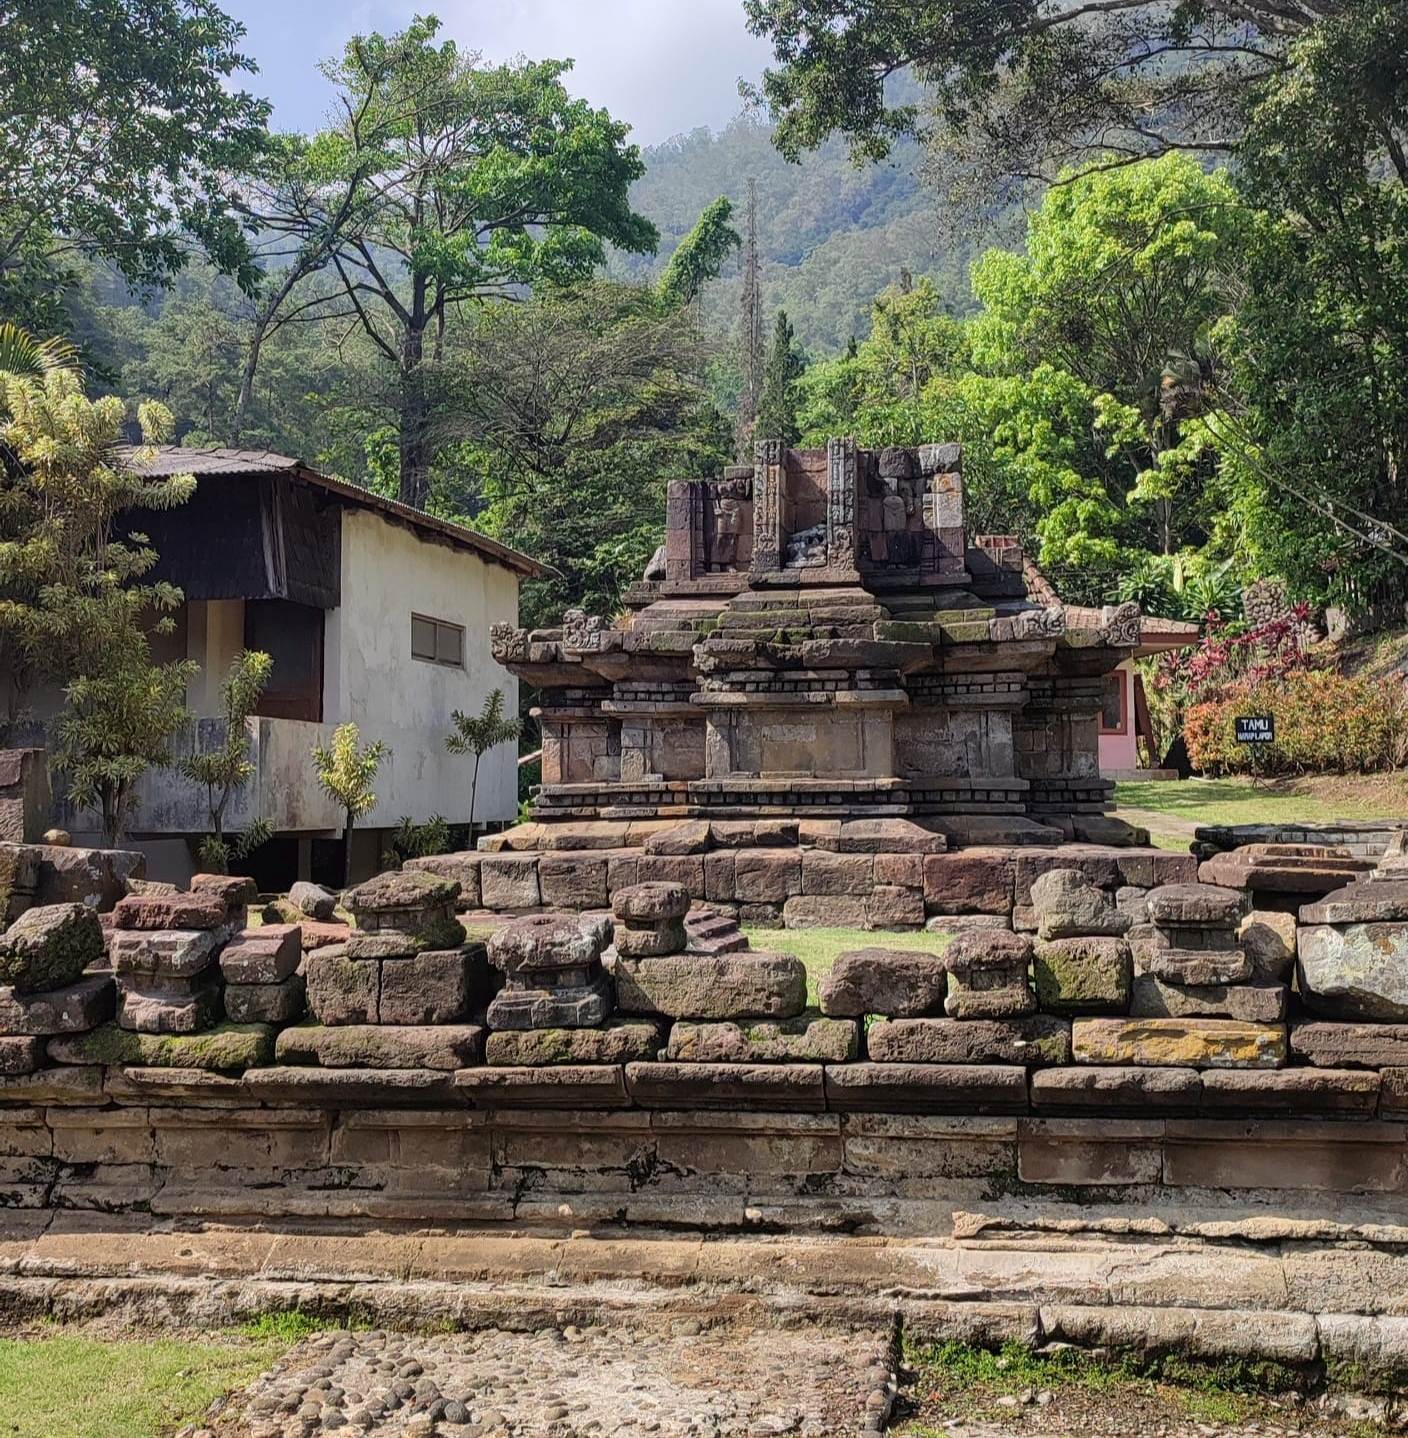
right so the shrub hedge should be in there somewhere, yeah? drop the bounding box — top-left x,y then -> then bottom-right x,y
1185,670 -> 1408,775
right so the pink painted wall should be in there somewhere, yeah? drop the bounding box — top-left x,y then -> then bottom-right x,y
1098,662 -> 1139,773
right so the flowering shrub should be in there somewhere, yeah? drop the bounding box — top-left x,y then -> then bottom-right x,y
1185,670 -> 1408,775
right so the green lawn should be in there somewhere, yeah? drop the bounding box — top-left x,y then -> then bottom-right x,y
1116,775 -> 1408,830
743,924 -> 947,1003
0,1333 -> 285,1438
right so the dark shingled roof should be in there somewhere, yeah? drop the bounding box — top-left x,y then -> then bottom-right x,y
118,445 -> 541,578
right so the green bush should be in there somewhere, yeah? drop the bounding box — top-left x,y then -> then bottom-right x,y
1185,670 -> 1408,775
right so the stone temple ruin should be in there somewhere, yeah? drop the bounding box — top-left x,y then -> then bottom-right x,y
495,439 -> 1146,848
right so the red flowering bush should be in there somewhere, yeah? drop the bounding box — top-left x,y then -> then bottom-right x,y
1186,670 -> 1408,775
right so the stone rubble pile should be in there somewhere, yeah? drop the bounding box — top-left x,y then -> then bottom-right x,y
286,869 -> 489,1071
0,900 -> 109,1073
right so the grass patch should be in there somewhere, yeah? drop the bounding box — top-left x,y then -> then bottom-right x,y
238,1308 -> 344,1342
898,1339 -> 1312,1431
1116,774 -> 1408,829
742,924 -> 947,1004
0,1333 -> 285,1438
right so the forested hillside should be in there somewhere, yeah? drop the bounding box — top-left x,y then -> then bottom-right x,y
611,114 -> 986,353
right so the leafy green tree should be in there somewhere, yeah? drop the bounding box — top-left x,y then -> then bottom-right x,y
755,309 -> 806,445
0,355 -> 194,734
441,281 -> 731,628
743,0 -> 1317,186
657,198 -> 741,311
293,16 -> 657,508
311,723 -> 388,887
1210,0 -> 1408,603
446,689 -> 523,831
960,154 -> 1246,587
178,649 -> 274,873
0,0 -> 270,321
52,632 -> 196,846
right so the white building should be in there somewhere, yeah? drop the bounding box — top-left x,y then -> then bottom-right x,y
60,447 -> 536,885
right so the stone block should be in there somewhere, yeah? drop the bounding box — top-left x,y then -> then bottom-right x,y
116,979 -> 222,1035
1030,870 -> 1128,941
633,855 -> 705,896
1301,881 -> 1408,925
944,930 -> 1035,1019
782,894 -> 869,929
606,854 -> 640,895
733,850 -> 801,903
224,973 -> 306,1024
1239,910 -> 1297,981
110,927 -> 223,982
276,1022 -> 484,1071
1290,1022 -> 1408,1069
0,903 -> 103,992
345,930 -> 423,960
703,851 -> 736,902
922,850 -> 1013,915
304,946 -> 378,1026
642,820 -> 711,856
189,872 -> 256,925
614,918 -> 687,957
455,1065 -> 629,1109
614,951 -> 806,1020
538,853 -> 609,909
875,853 -> 923,888
664,1013 -> 858,1063
1018,1118 -> 1164,1186
244,1065 -> 456,1107
624,1061 -> 826,1110
485,1019 -> 663,1067
824,1063 -> 1028,1113
0,1034 -> 42,1074
1130,974 -> 1286,1023
1147,883 -> 1246,929
288,880 -> 338,920
0,974 -> 113,1034
33,843 -> 144,910
801,851 -> 873,896
926,914 -> 1011,934
817,947 -> 947,1018
404,853 -> 482,910
1014,849 -> 1121,903
479,855 -> 542,910
1298,922 -> 1408,1019
1072,1018 -> 1286,1069
378,949 -> 480,1025
838,818 -> 945,854
1162,1119 -> 1408,1192
111,892 -> 226,931
218,926 -> 301,985
866,885 -> 925,929
615,881 -> 690,923
867,1016 -> 1070,1066
1030,1065 -> 1201,1114
485,971 -> 613,1030
346,868 -> 458,914
1198,1069 -> 1380,1117
1033,937 -> 1131,1014
48,1020 -> 274,1071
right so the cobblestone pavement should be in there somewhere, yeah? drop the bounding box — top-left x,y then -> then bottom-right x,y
208,1321 -> 897,1438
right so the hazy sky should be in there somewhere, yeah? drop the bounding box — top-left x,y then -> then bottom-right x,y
222,0 -> 774,145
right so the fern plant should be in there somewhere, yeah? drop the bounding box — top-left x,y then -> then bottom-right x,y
446,688 -> 522,830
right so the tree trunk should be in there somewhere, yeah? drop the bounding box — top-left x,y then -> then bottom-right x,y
398,293 -> 431,510
229,323 -> 266,445
469,751 -> 481,833
342,813 -> 355,889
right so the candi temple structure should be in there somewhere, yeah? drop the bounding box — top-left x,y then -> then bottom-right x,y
491,438 -> 1178,851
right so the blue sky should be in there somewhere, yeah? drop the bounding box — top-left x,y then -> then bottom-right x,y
222,0 -> 773,145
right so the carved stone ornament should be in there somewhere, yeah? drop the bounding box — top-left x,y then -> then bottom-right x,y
490,621 -> 530,663
1100,601 -> 1143,648
1014,606 -> 1067,640
562,608 -> 607,653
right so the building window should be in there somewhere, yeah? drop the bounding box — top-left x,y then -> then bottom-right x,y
1099,670 -> 1128,735
411,613 -> 464,667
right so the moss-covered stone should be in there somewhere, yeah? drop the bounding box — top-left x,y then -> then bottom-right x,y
0,902 -> 103,992
1033,936 -> 1131,1015
47,1020 -> 275,1072
485,1019 -> 663,1067
664,1012 -> 858,1063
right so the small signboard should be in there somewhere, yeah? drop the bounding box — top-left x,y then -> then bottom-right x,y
1235,715 -> 1275,744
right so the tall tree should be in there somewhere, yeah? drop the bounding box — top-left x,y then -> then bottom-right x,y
755,308 -> 806,445
300,16 -> 657,508
656,198 -> 740,312
744,0 -> 1325,195
0,0 -> 270,323
735,177 -> 764,459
